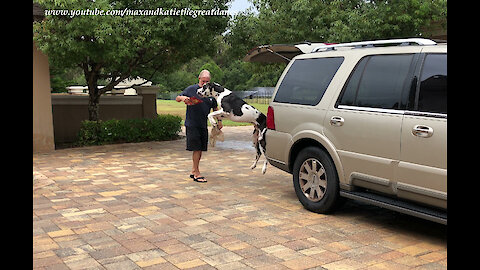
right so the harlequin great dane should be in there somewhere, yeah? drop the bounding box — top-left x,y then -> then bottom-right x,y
197,82 -> 268,174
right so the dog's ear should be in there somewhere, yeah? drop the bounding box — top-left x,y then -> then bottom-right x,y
213,82 -> 224,92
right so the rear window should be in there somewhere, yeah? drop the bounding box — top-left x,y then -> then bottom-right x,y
417,54 -> 447,114
337,54 -> 415,110
274,57 -> 344,105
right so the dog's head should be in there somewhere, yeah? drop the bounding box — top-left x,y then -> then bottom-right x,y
197,82 -> 224,98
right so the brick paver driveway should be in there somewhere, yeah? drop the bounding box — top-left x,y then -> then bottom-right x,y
33,126 -> 446,270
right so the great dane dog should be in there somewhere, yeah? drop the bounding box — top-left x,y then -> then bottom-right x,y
197,82 -> 268,174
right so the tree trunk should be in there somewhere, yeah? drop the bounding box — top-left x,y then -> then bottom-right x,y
82,60 -> 134,121
83,62 -> 102,122
88,91 -> 101,122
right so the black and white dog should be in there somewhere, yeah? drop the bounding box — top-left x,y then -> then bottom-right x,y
197,82 -> 268,174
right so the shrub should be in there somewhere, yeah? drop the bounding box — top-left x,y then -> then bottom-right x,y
76,115 -> 182,146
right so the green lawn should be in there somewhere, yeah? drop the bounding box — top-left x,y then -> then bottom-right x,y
157,100 -> 269,126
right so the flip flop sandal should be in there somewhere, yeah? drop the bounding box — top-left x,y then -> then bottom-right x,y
190,174 -> 194,179
193,176 -> 207,183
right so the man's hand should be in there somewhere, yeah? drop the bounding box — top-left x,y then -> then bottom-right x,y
176,96 -> 194,105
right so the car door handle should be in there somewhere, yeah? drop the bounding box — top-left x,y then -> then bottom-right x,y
330,116 -> 344,126
412,125 -> 434,138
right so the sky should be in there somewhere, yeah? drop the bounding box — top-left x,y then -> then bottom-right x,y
228,0 -> 257,15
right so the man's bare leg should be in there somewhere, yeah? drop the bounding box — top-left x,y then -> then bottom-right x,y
192,151 -> 206,182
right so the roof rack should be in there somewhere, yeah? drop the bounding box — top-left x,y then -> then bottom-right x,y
312,38 -> 437,53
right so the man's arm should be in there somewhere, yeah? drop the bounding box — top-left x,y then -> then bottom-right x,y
176,95 -> 193,105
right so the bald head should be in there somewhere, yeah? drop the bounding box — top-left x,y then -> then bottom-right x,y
198,70 -> 211,87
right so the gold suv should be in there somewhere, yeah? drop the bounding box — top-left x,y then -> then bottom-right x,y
255,38 -> 447,224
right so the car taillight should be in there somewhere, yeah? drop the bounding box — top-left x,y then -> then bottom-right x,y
267,106 -> 275,130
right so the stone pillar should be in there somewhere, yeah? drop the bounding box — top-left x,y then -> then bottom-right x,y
135,86 -> 159,119
33,43 -> 55,152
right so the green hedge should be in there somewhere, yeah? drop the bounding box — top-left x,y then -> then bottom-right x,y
76,115 -> 182,146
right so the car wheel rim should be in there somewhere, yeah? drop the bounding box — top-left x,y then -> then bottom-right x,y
299,158 -> 327,202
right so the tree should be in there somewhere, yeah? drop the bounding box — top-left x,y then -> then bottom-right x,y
222,60 -> 252,90
156,70 -> 197,93
222,0 -> 445,89
33,0 -> 229,121
49,64 -> 85,93
153,55 -> 217,92
199,60 -> 224,83
226,0 -> 447,58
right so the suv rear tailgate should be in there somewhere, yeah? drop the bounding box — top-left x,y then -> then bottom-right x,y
243,42 -> 334,63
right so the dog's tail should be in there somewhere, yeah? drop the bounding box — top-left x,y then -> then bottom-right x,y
252,113 -> 269,174
256,113 -> 267,131
256,113 -> 267,141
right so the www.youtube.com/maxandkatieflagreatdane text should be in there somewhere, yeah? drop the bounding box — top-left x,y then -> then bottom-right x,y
44,7 -> 231,18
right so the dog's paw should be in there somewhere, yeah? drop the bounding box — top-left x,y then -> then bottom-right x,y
250,162 -> 257,170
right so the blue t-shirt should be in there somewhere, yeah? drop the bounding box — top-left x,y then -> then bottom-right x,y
179,84 -> 217,128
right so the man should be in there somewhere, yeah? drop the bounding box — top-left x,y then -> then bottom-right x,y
176,70 -> 222,183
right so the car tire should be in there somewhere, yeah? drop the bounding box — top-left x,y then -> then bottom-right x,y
293,146 -> 341,214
